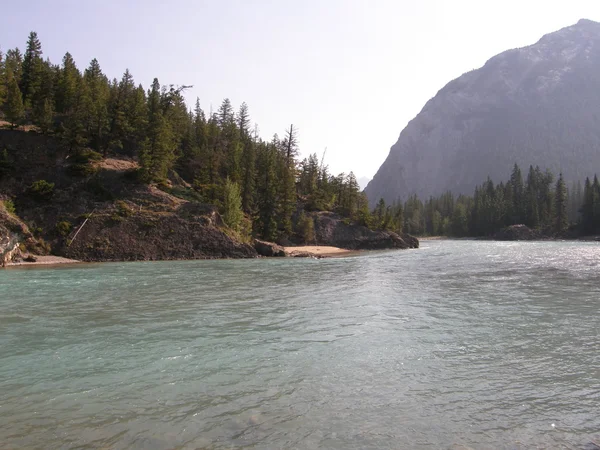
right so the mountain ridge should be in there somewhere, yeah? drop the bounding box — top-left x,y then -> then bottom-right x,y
365,19 -> 600,205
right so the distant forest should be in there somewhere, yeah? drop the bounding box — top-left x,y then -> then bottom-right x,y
1,32 -> 599,241
0,32 -> 369,242
379,164 -> 600,237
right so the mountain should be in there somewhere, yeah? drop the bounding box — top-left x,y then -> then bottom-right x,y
357,176 -> 371,190
365,19 -> 600,205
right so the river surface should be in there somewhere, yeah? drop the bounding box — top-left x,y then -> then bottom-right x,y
1,240 -> 600,449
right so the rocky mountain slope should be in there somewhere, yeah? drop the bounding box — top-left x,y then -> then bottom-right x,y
365,19 -> 600,204
0,129 -> 417,263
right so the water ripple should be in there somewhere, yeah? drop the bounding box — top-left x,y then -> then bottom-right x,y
1,241 -> 600,448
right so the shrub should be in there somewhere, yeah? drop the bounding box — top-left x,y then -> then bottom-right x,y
28,180 -> 55,200
2,199 -> 16,215
72,149 -> 103,164
67,163 -> 98,177
115,200 -> 132,217
84,179 -> 114,201
56,220 -> 72,237
0,149 -> 12,177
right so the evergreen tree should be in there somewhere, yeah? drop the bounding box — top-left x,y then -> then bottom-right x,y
84,58 -> 109,150
35,97 -> 54,133
555,173 -> 568,233
3,73 -> 24,128
20,31 -> 43,107
255,143 -> 279,240
55,52 -> 79,114
61,76 -> 92,153
451,202 -> 469,236
509,163 -> 524,222
581,177 -> 594,233
297,211 -> 315,243
593,175 -> 600,233
4,49 -> 23,87
217,98 -> 234,127
32,60 -> 56,131
0,49 -> 6,110
222,178 -> 243,232
140,78 -> 173,180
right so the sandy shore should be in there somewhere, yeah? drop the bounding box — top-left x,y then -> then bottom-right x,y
283,246 -> 359,257
6,255 -> 81,267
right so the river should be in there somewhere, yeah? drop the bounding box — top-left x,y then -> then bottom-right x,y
1,240 -> 599,449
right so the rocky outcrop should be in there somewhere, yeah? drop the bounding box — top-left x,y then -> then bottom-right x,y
253,239 -> 286,257
492,224 -> 542,241
366,19 -> 600,204
61,193 -> 257,262
312,211 -> 419,250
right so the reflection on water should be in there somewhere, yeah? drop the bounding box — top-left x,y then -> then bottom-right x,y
1,241 -> 600,449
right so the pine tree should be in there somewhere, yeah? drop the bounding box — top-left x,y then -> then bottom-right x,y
217,98 -> 234,127
35,97 -> 54,133
237,102 -> 250,138
62,76 -> 91,153
451,203 -> 469,236
284,124 -> 298,164
4,49 -> 23,87
509,163 -> 524,222
255,143 -> 279,240
374,198 -> 386,229
55,52 -> 79,114
222,178 -> 244,232
593,175 -> 600,233
0,50 -> 6,110
140,78 -> 173,181
3,72 -> 24,128
31,60 -> 56,131
581,177 -> 594,233
84,58 -> 109,151
554,173 -> 568,233
20,31 -> 43,107
240,139 -> 256,213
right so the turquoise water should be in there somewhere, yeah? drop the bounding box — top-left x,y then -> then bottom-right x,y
1,241 -> 600,449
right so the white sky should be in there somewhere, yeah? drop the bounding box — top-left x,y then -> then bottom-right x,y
3,0 -> 600,179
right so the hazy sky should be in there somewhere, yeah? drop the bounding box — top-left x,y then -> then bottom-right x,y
3,1 -> 600,180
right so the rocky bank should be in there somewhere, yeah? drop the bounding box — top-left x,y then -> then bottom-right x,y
0,129 -> 418,264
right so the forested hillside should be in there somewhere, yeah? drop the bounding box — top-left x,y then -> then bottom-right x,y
372,163 -> 600,238
0,32 -> 379,249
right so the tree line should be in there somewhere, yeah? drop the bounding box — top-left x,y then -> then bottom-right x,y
0,32 -> 370,242
373,163 -> 600,237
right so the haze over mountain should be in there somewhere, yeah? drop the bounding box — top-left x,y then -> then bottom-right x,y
365,19 -> 600,205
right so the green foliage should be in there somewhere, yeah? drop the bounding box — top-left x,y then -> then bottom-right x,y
67,163 -> 98,177
28,179 -> 55,199
115,200 -> 132,217
56,220 -> 72,237
555,173 -> 568,233
399,163 -> 596,237
72,149 -> 103,164
297,211 -> 315,244
67,150 -> 102,177
0,50 -> 6,109
20,31 -> 43,107
2,199 -> 16,215
0,149 -> 13,178
4,73 -> 24,127
84,178 -> 114,201
222,178 -> 243,232
2,31 -> 399,243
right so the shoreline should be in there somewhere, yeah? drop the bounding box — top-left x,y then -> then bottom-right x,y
283,246 -> 361,258
6,255 -> 81,267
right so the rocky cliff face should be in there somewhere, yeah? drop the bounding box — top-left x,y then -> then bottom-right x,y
366,19 -> 600,204
312,211 -> 419,250
0,130 -> 257,262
